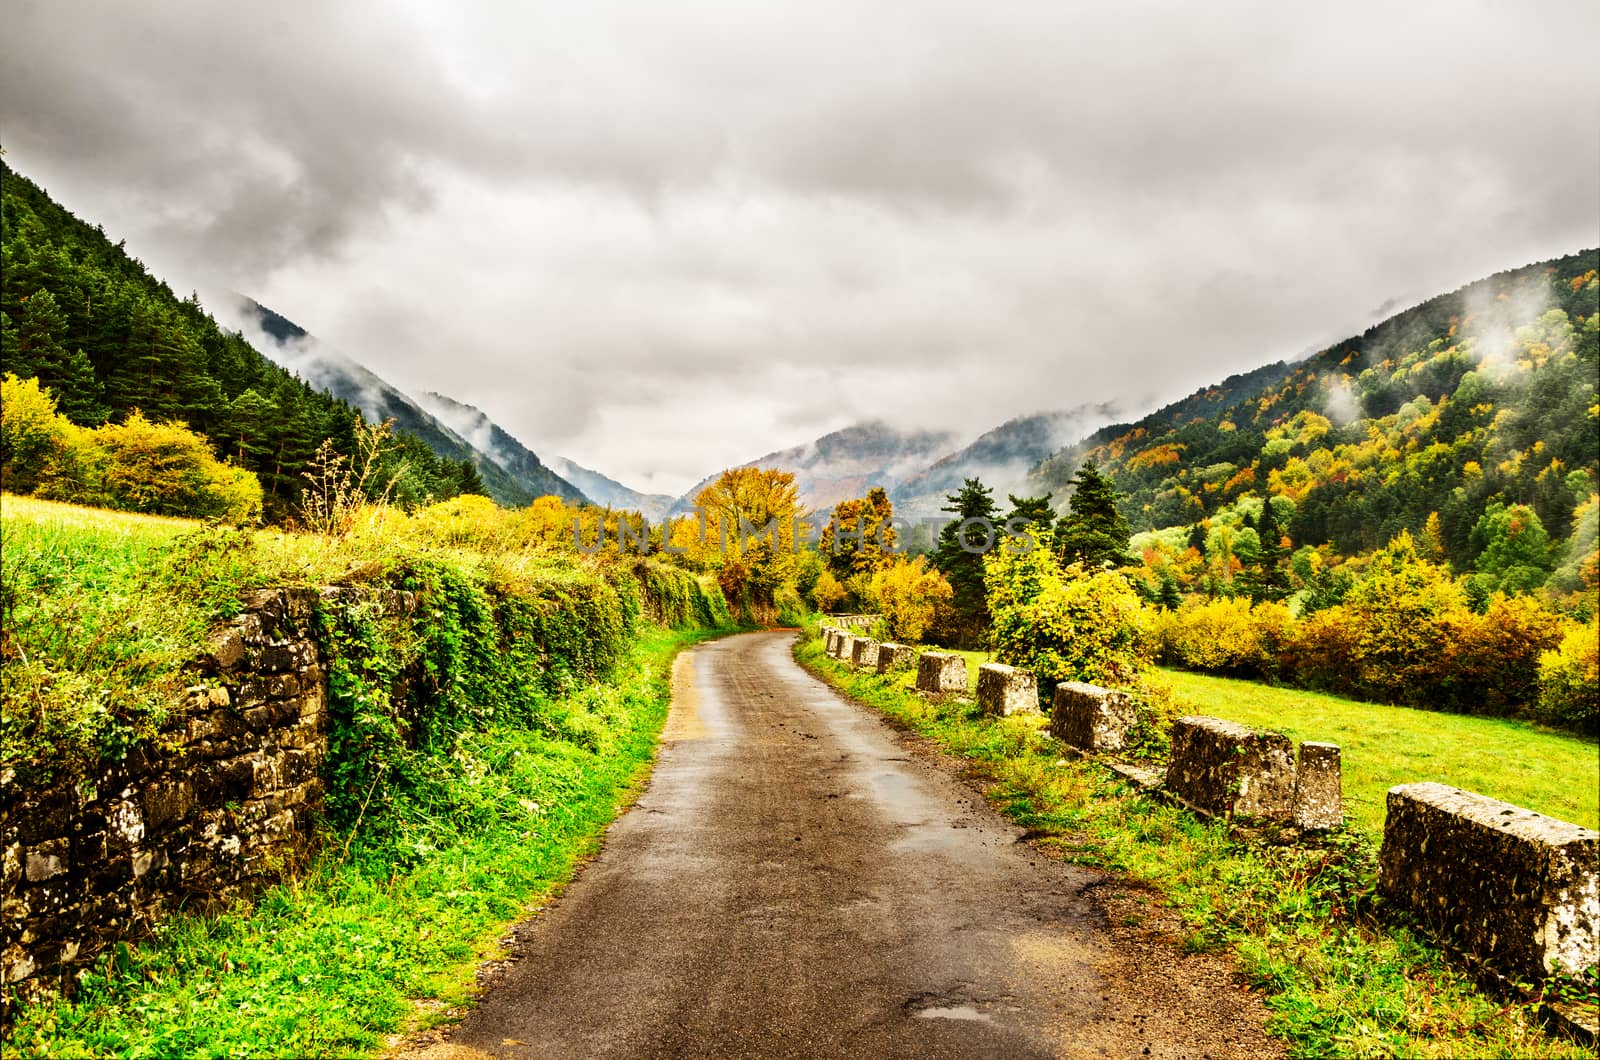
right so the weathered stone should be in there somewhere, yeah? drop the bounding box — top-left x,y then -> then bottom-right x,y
915,652 -> 967,694
1165,715 -> 1295,820
1050,681 -> 1136,751
875,643 -> 917,674
24,840 -> 68,883
208,629 -> 246,671
851,638 -> 881,670
1379,782 -> 1599,982
824,629 -> 840,656
977,663 -> 1039,716
835,634 -> 857,662
1293,742 -> 1343,831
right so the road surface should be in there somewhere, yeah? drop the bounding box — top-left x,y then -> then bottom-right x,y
407,631 -> 1277,1058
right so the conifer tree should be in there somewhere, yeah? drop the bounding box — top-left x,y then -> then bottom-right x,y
1054,460 -> 1130,567
933,477 -> 998,644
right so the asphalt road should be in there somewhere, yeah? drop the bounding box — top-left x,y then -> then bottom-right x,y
408,631 -> 1276,1059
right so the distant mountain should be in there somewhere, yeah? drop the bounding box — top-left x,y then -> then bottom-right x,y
671,420 -> 963,517
889,403 -> 1122,519
541,454 -> 675,522
235,299 -> 587,508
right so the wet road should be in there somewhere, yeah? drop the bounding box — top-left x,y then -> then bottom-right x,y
411,631 -> 1270,1058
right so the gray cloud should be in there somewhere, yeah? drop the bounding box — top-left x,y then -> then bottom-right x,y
2,0 -> 1596,493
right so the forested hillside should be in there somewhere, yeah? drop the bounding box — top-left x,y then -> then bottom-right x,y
0,162 -> 484,520
1034,251 -> 1600,574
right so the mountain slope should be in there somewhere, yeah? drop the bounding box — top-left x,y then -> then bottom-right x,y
889,403 -> 1122,518
237,299 -> 587,508
0,161 -> 482,517
540,454 -> 674,521
1031,249 -> 1600,568
671,420 -> 962,517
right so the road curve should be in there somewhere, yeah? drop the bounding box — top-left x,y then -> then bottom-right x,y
408,631 -> 1275,1059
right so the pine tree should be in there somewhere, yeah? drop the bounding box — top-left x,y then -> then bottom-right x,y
1239,498 -> 1293,602
1054,460 -> 1130,567
1003,492 -> 1055,550
932,477 -> 998,644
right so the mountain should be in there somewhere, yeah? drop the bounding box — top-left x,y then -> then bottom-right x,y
1029,249 -> 1600,569
235,299 -> 588,508
0,161 -> 484,518
541,454 -> 675,522
889,403 -> 1123,519
671,420 -> 963,517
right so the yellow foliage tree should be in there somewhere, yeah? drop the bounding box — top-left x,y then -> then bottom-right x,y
869,556 -> 954,644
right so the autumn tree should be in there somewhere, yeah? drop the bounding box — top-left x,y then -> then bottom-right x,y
820,486 -> 897,579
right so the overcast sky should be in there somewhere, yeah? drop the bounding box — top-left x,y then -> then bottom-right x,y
3,1 -> 1596,494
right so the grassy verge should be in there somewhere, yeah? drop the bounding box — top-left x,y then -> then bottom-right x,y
3,624 -> 722,1058
1159,669 -> 1600,835
798,627 -> 1593,1059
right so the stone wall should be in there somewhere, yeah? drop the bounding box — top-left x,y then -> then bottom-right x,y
875,643 -> 916,674
1050,681 -> 1136,751
1165,715 -> 1296,821
1379,782 -> 1599,982
976,664 -> 1039,717
0,587 -> 414,1010
915,652 -> 967,694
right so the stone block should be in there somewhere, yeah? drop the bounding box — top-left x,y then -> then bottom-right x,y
851,638 -> 881,670
1379,782 -> 1598,981
915,652 -> 967,694
977,663 -> 1039,716
1049,681 -> 1136,751
1165,715 -> 1295,820
1293,742 -> 1343,831
835,634 -> 857,662
876,643 -> 917,674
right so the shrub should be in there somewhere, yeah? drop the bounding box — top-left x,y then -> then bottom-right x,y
1426,593 -> 1564,715
813,568 -> 848,613
1160,597 -> 1292,676
91,411 -> 262,523
869,555 -> 954,643
987,546 -> 1151,693
0,373 -> 69,492
1334,533 -> 1464,703
1534,620 -> 1600,733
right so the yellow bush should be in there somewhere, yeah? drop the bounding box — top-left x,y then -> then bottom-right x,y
0,374 -> 70,493
813,569 -> 848,613
1535,620 -> 1600,733
1162,597 -> 1292,675
91,411 -> 262,523
869,555 -> 954,643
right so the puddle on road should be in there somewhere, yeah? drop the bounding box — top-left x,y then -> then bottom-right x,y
913,1004 -> 994,1023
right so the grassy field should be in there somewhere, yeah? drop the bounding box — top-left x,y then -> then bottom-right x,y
800,627 -> 1594,1059
1159,669 -> 1600,835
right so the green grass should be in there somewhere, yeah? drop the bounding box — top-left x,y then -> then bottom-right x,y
1159,668 -> 1600,835
799,626 -> 1594,1060
3,625 -> 722,1058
